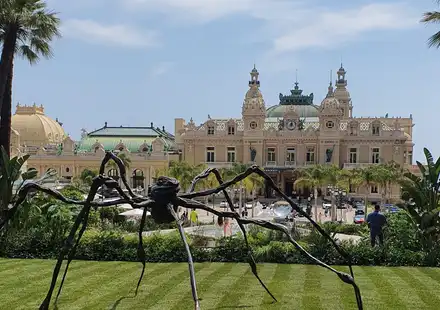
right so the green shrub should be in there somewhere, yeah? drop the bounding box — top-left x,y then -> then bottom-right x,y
2,212 -> 440,267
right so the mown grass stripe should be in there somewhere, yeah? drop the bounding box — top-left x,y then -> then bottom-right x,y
412,267 -> 440,291
278,264 -> 307,310
301,265 -> 323,310
149,263 -> 225,310
70,262 -> 183,310
260,263 -> 291,308
391,267 -> 440,309
319,266 -> 346,309
169,262 -> 234,310
0,259 -> 61,277
198,263 -> 249,310
216,264 -> 257,309
382,267 -> 425,309
2,260 -> 102,307
120,263 -> 204,309
418,267 -> 440,283
73,262 -> 170,310
361,266 -> 408,310
236,264 -> 277,308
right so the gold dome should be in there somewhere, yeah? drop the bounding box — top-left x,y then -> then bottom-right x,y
12,103 -> 66,146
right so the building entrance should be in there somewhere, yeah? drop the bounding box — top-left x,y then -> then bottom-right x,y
284,181 -> 293,197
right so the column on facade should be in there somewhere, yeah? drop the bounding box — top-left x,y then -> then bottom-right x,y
297,143 -> 305,166
277,144 -> 285,167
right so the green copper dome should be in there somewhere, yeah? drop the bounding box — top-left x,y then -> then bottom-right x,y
266,82 -> 319,118
266,104 -> 319,118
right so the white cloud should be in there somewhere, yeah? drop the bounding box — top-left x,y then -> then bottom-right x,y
272,3 -> 417,53
149,62 -> 175,77
122,0 -> 418,54
61,19 -> 160,48
123,0 -> 259,23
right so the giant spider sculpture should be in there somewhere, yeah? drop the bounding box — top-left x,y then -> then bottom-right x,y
0,152 -> 363,310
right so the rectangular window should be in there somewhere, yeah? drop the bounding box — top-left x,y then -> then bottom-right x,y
227,126 -> 235,135
371,185 -> 378,194
372,124 -> 380,136
286,147 -> 296,163
408,151 -> 413,165
227,147 -> 236,163
207,126 -> 215,135
371,147 -> 380,164
306,147 -> 315,163
349,148 -> 357,164
350,124 -> 356,136
267,147 -> 276,162
206,147 -> 215,162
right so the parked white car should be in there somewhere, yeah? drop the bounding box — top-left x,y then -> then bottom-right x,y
219,201 -> 228,208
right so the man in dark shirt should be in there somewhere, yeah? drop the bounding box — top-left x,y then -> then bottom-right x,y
367,205 -> 387,247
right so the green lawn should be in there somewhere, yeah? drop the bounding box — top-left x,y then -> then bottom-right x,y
1,259 -> 440,309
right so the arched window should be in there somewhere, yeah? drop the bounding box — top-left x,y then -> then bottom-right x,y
132,169 -> 144,188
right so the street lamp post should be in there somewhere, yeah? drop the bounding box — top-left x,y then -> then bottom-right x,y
327,185 -> 347,222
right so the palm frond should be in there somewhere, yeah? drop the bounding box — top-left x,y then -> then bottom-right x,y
421,11 -> 440,24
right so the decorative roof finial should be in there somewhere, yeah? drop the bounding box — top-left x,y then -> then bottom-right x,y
294,69 -> 299,90
327,70 -> 334,97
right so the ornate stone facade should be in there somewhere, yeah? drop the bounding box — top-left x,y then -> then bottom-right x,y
10,106 -> 178,189
174,65 -> 415,200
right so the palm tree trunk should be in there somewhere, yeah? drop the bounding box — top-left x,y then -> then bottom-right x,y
314,187 -> 318,222
0,65 -> 13,157
0,27 -> 18,115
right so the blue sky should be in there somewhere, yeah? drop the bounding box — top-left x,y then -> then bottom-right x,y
11,0 -> 440,162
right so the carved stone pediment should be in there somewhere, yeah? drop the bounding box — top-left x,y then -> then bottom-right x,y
152,137 -> 165,153
115,140 -> 129,152
139,140 -> 152,154
92,140 -> 105,156
63,136 -> 75,152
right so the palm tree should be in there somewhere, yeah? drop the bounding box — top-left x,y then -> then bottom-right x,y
421,1 -> 440,48
0,0 -> 61,156
399,148 -> 440,250
359,166 -> 379,207
294,165 -> 330,221
338,168 -> 363,194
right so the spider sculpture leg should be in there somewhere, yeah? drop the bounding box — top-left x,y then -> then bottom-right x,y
167,203 -> 201,310
190,168 -> 277,302
177,199 -> 364,310
181,165 -> 356,278
134,203 -> 153,295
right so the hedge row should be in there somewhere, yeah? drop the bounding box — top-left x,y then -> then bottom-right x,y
1,228 -> 439,267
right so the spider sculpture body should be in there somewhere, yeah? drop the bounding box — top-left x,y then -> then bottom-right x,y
0,152 -> 363,310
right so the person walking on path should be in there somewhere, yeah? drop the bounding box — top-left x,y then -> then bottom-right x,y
190,209 -> 198,227
367,205 -> 387,247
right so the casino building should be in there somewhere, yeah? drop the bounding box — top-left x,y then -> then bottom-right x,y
174,65 -> 415,200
